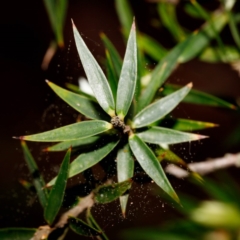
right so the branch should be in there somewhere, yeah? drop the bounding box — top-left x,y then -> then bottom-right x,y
165,153 -> 240,178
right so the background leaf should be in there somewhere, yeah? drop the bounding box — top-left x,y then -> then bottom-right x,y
72,21 -> 115,116
21,141 -> 48,208
94,179 -> 132,204
116,20 -> 137,119
44,148 -> 71,225
129,134 -> 179,203
19,120 -> 112,142
69,217 -> 101,237
0,228 -> 36,240
162,83 -> 236,109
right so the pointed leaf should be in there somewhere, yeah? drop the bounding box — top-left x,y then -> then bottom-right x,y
116,20 -> 137,119
44,148 -> 71,225
0,228 -> 36,240
117,144 -> 134,217
18,120 -> 112,142
169,118 -> 218,131
86,209 -> 109,240
162,83 -> 236,109
69,217 -> 101,237
105,50 -> 118,101
137,126 -> 207,145
137,38 -> 191,111
47,81 -> 110,120
158,2 -> 186,42
21,141 -> 48,208
47,140 -> 119,186
115,0 -> 133,37
100,33 -> 122,77
94,179 -> 132,204
72,21 -> 115,116
129,134 -> 179,203
138,33 -> 167,61
133,83 -> 192,128
45,136 -> 100,152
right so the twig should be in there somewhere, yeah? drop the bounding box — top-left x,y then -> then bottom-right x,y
165,153 -> 240,178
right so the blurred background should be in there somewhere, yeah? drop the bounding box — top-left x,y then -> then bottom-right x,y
0,0 -> 240,239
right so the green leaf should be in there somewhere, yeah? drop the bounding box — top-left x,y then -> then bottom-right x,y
47,140 -> 119,186
117,144 -> 134,217
65,82 -> 96,100
94,179 -> 132,204
157,2 -> 186,42
116,20 -> 137,119
137,38 -> 191,111
199,46 -> 240,63
137,126 -> 207,145
18,120 -> 112,142
72,21 -> 115,116
86,209 -> 109,240
43,0 -> 67,47
100,33 -> 122,78
137,33 -> 167,61
133,83 -> 192,128
162,83 -> 236,109
129,134 -> 179,203
179,11 -> 228,63
168,118 -> 218,131
228,9 -> 240,50
0,228 -> 36,240
45,136 -> 101,152
44,148 -> 70,225
184,3 -> 205,19
105,50 -> 118,101
69,217 -> 101,237
47,81 -> 110,120
115,0 -> 133,37
21,141 -> 48,208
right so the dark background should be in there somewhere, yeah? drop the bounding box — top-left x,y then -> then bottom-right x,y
0,0 -> 240,239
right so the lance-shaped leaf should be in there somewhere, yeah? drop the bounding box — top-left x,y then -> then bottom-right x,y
137,38 -> 191,111
168,118 -> 218,131
69,217 -> 101,237
129,134 -> 179,203
86,209 -> 109,240
158,2 -> 186,42
137,126 -> 207,145
116,20 -> 137,119
72,20 -> 115,116
21,141 -> 48,208
47,81 -> 110,121
44,148 -> 71,225
115,0 -> 133,37
117,144 -> 134,217
106,50 -> 118,101
100,33 -> 122,77
138,33 -> 167,61
94,179 -> 132,204
162,83 -> 236,109
47,140 -> 119,186
133,83 -> 192,128
0,228 -> 36,240
45,136 -> 100,152
16,120 -> 112,142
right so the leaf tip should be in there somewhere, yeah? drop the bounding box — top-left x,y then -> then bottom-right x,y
71,19 -> 76,28
13,136 -> 24,140
187,82 -> 193,88
45,79 -> 50,84
132,18 -> 136,30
